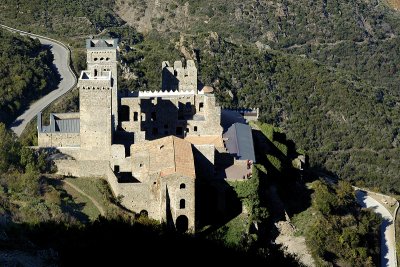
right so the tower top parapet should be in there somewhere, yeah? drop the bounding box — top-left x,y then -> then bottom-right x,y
86,39 -> 118,50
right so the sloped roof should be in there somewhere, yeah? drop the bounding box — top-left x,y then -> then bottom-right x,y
131,136 -> 196,179
223,123 -> 256,162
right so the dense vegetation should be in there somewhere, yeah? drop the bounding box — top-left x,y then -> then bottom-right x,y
255,122 -> 381,266
1,0 -> 400,193
0,1 -> 396,264
293,181 -> 381,266
0,29 -> 58,124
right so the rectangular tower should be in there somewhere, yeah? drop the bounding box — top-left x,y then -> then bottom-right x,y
85,39 -> 119,130
78,70 -> 113,160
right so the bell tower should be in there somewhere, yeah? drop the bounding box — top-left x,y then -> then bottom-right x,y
78,39 -> 118,160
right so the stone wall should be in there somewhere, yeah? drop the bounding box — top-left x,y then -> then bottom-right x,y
162,60 -> 197,92
79,85 -> 112,160
119,93 -> 222,140
110,144 -> 131,172
38,133 -> 80,147
161,173 -> 196,232
55,159 -> 110,177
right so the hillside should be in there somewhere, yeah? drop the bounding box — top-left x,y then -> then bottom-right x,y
114,0 -> 400,193
1,1 -> 400,193
0,28 -> 58,124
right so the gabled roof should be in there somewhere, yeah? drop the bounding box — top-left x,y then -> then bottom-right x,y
223,123 -> 256,162
131,136 -> 196,179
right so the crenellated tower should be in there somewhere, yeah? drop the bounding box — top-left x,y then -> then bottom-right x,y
78,39 -> 119,160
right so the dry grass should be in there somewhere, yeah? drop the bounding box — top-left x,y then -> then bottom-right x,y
388,0 -> 400,10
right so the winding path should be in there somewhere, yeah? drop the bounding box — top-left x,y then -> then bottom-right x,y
320,173 -> 398,267
0,24 -> 77,136
63,180 -> 105,216
356,190 -> 397,267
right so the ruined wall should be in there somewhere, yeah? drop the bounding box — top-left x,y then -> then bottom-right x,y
120,93 -> 222,141
38,133 -> 80,147
162,60 -> 197,92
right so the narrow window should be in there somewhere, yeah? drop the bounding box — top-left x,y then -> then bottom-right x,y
114,165 -> 120,173
186,127 -> 189,133
180,183 -> 186,189
134,112 -> 138,121
199,102 -> 204,111
120,105 -> 129,122
180,199 -> 185,209
94,69 -> 98,77
194,126 -> 198,132
151,112 -> 156,121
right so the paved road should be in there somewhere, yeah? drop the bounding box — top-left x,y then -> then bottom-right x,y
0,24 -> 77,136
356,190 -> 396,267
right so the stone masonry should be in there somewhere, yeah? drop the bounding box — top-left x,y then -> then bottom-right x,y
37,38 -> 232,233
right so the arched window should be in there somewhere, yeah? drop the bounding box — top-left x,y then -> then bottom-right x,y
180,199 -> 185,209
176,215 -> 188,233
139,210 -> 148,217
180,183 -> 186,189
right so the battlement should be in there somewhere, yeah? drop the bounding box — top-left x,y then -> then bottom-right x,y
78,70 -> 112,89
162,60 -> 198,92
131,89 -> 198,98
86,39 -> 118,50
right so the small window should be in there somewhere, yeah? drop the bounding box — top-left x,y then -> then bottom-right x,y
94,69 -> 98,77
100,57 -> 104,61
186,127 -> 189,133
151,112 -> 156,121
94,58 -> 98,61
194,126 -> 198,132
114,165 -> 120,173
180,199 -> 185,209
180,183 -> 186,189
199,102 -> 204,111
106,57 -> 110,61
134,112 -> 138,121
139,163 -> 143,168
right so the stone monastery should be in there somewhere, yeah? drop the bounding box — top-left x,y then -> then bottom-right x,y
37,39 -> 258,232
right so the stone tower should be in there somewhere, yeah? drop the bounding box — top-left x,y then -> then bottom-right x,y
161,60 -> 197,92
78,39 -> 118,160
85,39 -> 119,130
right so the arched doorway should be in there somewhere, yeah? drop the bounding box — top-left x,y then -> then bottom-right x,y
176,215 -> 189,233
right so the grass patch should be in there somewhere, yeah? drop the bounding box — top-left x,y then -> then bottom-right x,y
209,213 -> 249,248
64,177 -> 113,214
62,181 -> 101,221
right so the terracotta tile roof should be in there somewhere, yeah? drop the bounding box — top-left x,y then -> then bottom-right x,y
132,136 -> 195,179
